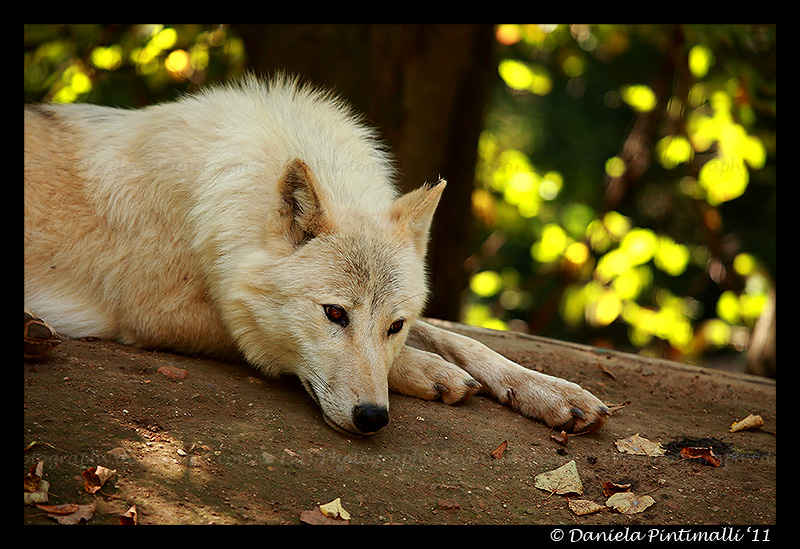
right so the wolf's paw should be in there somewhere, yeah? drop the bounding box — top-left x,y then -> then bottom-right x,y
500,373 -> 609,434
390,346 -> 482,405
24,312 -> 62,359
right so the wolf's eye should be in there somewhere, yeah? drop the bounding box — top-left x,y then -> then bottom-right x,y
387,318 -> 405,336
323,304 -> 349,327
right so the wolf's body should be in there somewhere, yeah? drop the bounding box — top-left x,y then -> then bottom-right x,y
24,76 -> 608,435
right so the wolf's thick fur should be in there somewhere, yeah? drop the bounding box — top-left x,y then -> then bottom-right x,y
24,76 -> 608,435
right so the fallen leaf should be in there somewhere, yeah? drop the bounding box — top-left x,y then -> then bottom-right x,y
490,440 -> 508,459
606,400 -> 631,413
550,430 -> 569,445
679,446 -> 721,467
595,363 -> 617,380
36,503 -> 79,515
319,497 -> 351,520
24,480 -> 50,505
157,365 -> 187,380
81,465 -> 116,493
24,461 -> 44,493
568,498 -> 605,516
606,492 -> 655,514
602,481 -> 632,497
729,414 -> 764,433
45,502 -> 96,525
300,507 -> 350,525
615,433 -> 665,457
534,460 -> 584,495
24,461 -> 49,505
119,505 -> 138,525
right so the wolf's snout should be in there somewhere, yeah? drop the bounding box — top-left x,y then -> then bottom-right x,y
352,403 -> 389,434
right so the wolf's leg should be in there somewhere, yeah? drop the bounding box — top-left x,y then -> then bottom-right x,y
389,345 -> 481,405
408,321 -> 609,433
24,311 -> 62,359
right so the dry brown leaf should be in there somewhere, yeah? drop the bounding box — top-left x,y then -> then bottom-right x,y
319,497 -> 351,520
679,446 -> 721,467
606,492 -> 655,514
45,502 -> 96,525
534,460 -> 583,495
490,440 -> 508,459
568,498 -> 605,516
729,414 -> 764,432
36,503 -> 80,515
550,430 -> 569,446
81,465 -> 116,493
602,481 -> 632,497
24,461 -> 44,493
606,400 -> 631,413
615,433 -> 665,457
24,461 -> 49,505
157,365 -> 187,380
119,505 -> 138,525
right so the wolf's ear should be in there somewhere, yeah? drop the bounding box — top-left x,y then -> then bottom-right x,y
278,158 -> 332,246
389,179 -> 446,258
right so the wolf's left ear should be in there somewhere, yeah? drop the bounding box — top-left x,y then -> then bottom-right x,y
278,158 -> 333,246
389,179 -> 446,258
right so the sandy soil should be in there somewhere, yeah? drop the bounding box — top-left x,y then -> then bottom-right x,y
24,322 -> 775,526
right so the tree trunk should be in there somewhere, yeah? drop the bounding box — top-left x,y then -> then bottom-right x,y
234,24 -> 495,320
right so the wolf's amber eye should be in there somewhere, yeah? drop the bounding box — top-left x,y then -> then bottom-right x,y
323,304 -> 349,327
388,318 -> 405,336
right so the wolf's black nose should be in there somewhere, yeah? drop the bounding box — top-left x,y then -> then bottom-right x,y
352,404 -> 389,434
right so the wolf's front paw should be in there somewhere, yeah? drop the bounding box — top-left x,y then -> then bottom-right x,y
501,373 -> 609,433
24,312 -> 62,359
390,346 -> 482,405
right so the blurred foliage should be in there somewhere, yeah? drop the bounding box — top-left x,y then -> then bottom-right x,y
24,24 -> 246,106
467,24 -> 775,366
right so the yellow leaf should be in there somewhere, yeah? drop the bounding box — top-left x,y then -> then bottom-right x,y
534,460 -> 583,495
319,497 -> 351,521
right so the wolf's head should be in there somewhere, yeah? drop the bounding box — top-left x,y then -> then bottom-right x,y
230,158 -> 444,435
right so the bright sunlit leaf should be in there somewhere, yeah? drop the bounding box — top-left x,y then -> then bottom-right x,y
90,45 -> 123,71
733,253 -> 756,277
152,27 -> 178,51
602,211 -> 631,240
620,228 -> 657,266
655,135 -> 693,169
703,318 -> 731,347
605,156 -> 626,178
654,237 -> 690,276
689,44 -> 714,78
698,156 -> 749,204
165,49 -> 190,77
531,224 -> 570,263
565,242 -> 590,266
587,289 -> 622,326
621,84 -> 657,112
499,59 -> 535,91
470,270 -> 504,298
70,71 -> 92,94
538,171 -> 562,200
498,59 -> 552,95
716,291 -> 741,324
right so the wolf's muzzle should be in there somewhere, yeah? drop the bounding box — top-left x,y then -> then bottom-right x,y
352,403 -> 389,434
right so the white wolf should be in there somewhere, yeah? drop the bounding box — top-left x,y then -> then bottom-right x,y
24,75 -> 609,435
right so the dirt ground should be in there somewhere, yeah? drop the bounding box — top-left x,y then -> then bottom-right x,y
24,321 -> 776,526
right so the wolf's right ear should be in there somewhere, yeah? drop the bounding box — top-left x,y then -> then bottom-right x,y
389,179 -> 446,259
277,158 -> 332,246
